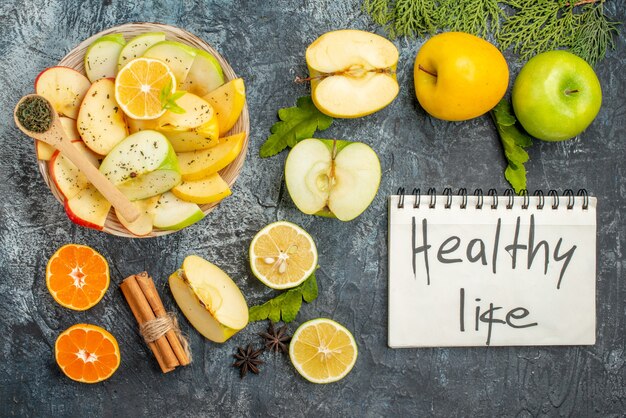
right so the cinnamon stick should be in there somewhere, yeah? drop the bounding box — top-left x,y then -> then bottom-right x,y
121,275 -> 179,370
135,272 -> 190,366
120,281 -> 175,373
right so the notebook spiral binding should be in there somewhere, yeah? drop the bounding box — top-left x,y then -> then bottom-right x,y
395,188 -> 589,211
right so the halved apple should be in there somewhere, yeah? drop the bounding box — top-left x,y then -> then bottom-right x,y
177,132 -> 245,181
180,49 -> 224,97
37,117 -> 85,160
49,141 -> 101,200
115,195 -> 160,236
203,78 -> 245,135
77,78 -> 129,155
84,33 -> 126,82
169,255 -> 248,343
118,32 -> 166,71
306,30 -> 399,118
152,192 -> 204,230
142,41 -> 196,86
64,184 -> 112,230
171,172 -> 231,204
35,66 -> 91,119
99,130 -> 180,200
285,138 -> 381,221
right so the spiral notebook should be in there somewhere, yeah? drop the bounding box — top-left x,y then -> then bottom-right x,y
388,188 -> 597,348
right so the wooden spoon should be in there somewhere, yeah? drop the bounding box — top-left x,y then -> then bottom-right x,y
14,94 -> 141,223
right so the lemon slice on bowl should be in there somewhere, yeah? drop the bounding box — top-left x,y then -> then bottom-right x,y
115,57 -> 176,120
289,318 -> 358,384
249,221 -> 318,289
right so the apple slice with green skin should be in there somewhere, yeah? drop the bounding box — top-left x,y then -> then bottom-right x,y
203,78 -> 245,136
117,32 -> 166,71
64,184 -> 112,230
169,255 -> 248,343
77,78 -> 129,155
306,30 -> 399,118
152,192 -> 204,230
99,130 -> 181,201
84,34 -> 126,82
177,132 -> 246,181
180,49 -> 225,97
115,195 -> 160,236
36,117 -> 81,160
285,138 -> 381,221
142,41 -> 196,87
49,141 -> 101,200
171,172 -> 231,204
35,66 -> 91,119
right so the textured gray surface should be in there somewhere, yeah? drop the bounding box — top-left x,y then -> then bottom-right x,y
0,1 -> 625,417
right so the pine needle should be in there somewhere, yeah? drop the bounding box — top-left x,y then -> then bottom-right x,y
438,0 -> 506,39
571,3 -> 619,66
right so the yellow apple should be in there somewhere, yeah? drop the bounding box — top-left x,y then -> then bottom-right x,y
171,172 -> 231,204
202,78 -> 245,136
169,255 -> 248,343
414,32 -> 509,121
177,132 -> 245,180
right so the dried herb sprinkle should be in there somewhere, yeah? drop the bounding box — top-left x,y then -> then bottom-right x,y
16,96 -> 52,133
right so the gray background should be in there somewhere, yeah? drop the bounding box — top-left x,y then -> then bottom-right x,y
0,1 -> 624,417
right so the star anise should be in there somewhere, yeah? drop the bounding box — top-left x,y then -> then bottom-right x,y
259,322 -> 291,354
233,344 -> 264,378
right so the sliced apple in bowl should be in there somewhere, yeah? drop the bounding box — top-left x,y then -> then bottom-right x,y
169,255 -> 248,343
117,32 -> 166,71
179,49 -> 225,97
285,138 -> 381,221
49,141 -> 101,200
203,78 -> 245,136
65,184 -> 112,231
84,33 -> 126,82
177,132 -> 246,181
35,66 -> 91,119
99,130 -> 181,200
152,192 -> 204,230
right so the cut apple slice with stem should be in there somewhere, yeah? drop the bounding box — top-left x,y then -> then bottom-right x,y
142,41 -> 196,86
77,78 -> 129,155
180,49 -> 225,97
152,192 -> 204,230
84,34 -> 126,82
306,29 -> 399,118
117,32 -> 166,71
203,78 -> 245,136
49,141 -> 101,200
115,195 -> 160,236
171,172 -> 231,204
177,132 -> 245,181
99,130 -> 181,201
169,255 -> 248,342
64,184 -> 112,230
285,138 -> 381,221
35,66 -> 91,119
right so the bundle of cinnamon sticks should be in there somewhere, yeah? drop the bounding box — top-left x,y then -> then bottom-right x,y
120,272 -> 190,373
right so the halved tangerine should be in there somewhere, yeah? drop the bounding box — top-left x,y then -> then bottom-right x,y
46,244 -> 109,311
55,324 -> 120,383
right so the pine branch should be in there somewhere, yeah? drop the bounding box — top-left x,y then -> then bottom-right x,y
570,3 -> 619,66
438,0 -> 506,39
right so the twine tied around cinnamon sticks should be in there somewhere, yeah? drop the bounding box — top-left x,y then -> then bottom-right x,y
120,272 -> 191,373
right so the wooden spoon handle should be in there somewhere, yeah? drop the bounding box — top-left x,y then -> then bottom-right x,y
56,136 -> 141,222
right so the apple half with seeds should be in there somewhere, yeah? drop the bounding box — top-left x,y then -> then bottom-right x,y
285,138 -> 381,221
306,29 -> 399,118
169,255 -> 248,342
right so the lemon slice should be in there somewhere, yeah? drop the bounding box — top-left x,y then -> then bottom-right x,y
289,318 -> 358,384
115,57 -> 176,120
249,221 -> 318,289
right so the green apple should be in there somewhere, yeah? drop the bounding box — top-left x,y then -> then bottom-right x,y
169,255 -> 248,343
77,78 -> 129,155
117,32 -> 166,71
179,49 -> 225,97
285,138 -> 381,221
84,33 -> 126,82
142,40 -> 196,86
512,50 -> 602,142
99,130 -> 181,200
306,29 -> 399,118
152,192 -> 204,230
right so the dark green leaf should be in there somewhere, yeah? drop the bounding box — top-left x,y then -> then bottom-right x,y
260,96 -> 333,158
301,272 -> 318,302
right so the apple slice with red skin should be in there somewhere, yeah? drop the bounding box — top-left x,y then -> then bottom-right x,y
35,66 -> 91,119
64,184 -> 112,230
49,141 -> 101,200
